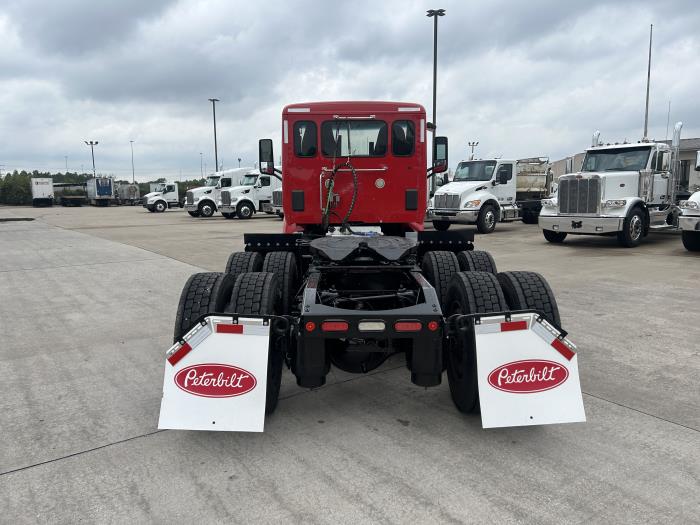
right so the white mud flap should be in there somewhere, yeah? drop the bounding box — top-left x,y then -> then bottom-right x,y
474,313 -> 586,429
158,316 -> 270,432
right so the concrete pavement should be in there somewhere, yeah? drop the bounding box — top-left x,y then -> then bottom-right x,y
1,205 -> 698,523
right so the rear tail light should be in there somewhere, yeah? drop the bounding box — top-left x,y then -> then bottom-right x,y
394,321 -> 422,332
427,320 -> 440,331
304,321 -> 316,332
358,321 -> 385,332
321,321 -> 349,332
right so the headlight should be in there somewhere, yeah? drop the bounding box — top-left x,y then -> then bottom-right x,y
604,199 -> 627,208
541,199 -> 556,207
464,200 -> 481,208
680,200 -> 699,210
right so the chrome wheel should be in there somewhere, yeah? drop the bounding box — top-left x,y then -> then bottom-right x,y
629,214 -> 642,241
485,210 -> 495,229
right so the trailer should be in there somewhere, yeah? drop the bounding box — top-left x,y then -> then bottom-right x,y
53,182 -> 87,206
30,178 -> 54,207
116,183 -> 140,205
86,177 -> 114,206
160,102 -> 584,432
427,157 -> 553,233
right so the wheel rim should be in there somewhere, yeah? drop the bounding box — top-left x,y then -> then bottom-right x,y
202,205 -> 212,216
157,203 -> 165,212
485,210 -> 495,229
629,214 -> 642,241
241,206 -> 251,218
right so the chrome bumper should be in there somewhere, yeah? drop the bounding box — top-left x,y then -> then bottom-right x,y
679,215 -> 700,231
219,204 -> 236,213
539,215 -> 623,234
427,209 -> 479,223
184,204 -> 198,212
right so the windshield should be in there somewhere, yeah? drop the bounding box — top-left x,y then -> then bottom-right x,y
453,161 -> 497,182
242,175 -> 258,186
582,147 -> 651,172
205,176 -> 220,187
153,184 -> 165,192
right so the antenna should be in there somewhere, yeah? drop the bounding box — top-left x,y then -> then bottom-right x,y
643,24 -> 653,141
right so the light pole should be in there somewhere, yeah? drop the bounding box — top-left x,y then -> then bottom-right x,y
84,141 -> 98,177
208,98 -> 220,174
468,141 -> 479,160
64,156 -> 68,172
200,152 -> 204,178
427,8 -> 445,195
130,140 -> 135,183
238,157 -> 241,168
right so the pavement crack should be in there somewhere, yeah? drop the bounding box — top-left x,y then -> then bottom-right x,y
0,430 -> 168,478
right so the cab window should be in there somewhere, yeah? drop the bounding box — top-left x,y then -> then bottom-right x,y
497,164 -> 513,181
166,185 -> 175,193
259,176 -> 270,187
392,120 -> 415,156
220,178 -> 232,188
294,121 -> 317,157
322,120 -> 388,157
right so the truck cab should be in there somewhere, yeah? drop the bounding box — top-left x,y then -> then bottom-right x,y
143,183 -> 179,212
184,168 -> 254,218
219,170 -> 282,219
427,158 -> 550,233
540,123 -> 683,247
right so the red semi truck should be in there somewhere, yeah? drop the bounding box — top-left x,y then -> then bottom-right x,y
161,102 -> 583,431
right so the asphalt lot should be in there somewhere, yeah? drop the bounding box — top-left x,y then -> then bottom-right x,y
1,204 -> 698,524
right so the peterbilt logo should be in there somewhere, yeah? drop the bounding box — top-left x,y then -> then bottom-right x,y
488,360 -> 568,393
174,364 -> 257,398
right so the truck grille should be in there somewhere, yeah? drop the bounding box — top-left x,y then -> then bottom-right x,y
434,193 -> 460,209
186,191 -> 194,205
221,191 -> 231,206
558,176 -> 600,214
272,189 -> 283,207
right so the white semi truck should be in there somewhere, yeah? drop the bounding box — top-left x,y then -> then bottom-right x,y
427,157 -> 552,233
30,177 -> 54,207
218,170 -> 282,219
142,182 -> 180,212
183,168 -> 252,218
679,190 -> 700,251
539,123 -> 685,248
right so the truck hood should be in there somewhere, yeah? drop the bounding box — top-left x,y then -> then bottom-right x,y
144,191 -> 162,199
568,170 -> 639,179
224,185 -> 254,196
436,180 -> 491,196
187,186 -> 215,197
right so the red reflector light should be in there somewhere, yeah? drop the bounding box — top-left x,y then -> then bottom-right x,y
394,321 -> 422,332
427,321 -> 440,331
321,321 -> 349,332
305,321 -> 316,332
500,320 -> 528,332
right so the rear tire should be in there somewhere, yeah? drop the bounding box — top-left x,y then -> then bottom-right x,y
682,230 -> 700,251
262,251 -> 299,314
457,250 -> 497,273
476,204 -> 497,234
432,220 -> 450,231
225,251 -> 264,275
226,272 -> 283,415
543,229 -> 567,243
187,211 -> 200,217
173,272 -> 236,343
421,251 -> 460,310
497,271 -> 561,326
617,206 -> 644,248
445,271 -> 508,413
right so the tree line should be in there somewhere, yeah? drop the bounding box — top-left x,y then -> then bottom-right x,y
0,170 -> 207,205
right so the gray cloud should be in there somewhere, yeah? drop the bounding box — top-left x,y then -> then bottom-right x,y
0,0 -> 698,179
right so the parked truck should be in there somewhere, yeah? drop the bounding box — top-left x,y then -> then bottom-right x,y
86,177 -> 114,206
539,124 -> 685,247
142,182 -> 180,212
161,102 -> 582,432
218,169 -> 282,219
30,177 -> 54,207
270,188 -> 283,218
679,190 -> 700,251
427,157 -> 553,233
184,168 -> 253,218
116,183 -> 140,205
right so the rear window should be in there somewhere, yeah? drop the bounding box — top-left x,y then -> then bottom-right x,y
322,120 -> 388,157
392,121 -> 415,156
294,121 -> 317,157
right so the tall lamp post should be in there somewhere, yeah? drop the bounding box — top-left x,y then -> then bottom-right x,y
130,140 -> 135,183
238,157 -> 241,168
84,141 -> 98,177
200,152 -> 204,178
426,8 -> 445,195
468,141 -> 479,160
208,98 -> 220,173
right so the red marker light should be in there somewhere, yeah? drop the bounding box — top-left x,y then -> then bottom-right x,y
305,321 -> 316,332
427,320 -> 440,331
394,321 -> 422,332
321,321 -> 349,332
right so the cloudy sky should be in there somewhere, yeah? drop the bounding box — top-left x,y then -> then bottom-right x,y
1,0 -> 698,181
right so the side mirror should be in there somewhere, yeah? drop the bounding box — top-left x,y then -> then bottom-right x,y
433,136 -> 448,174
259,139 -> 275,175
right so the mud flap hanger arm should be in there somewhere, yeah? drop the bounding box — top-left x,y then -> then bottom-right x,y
446,309 -> 569,341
